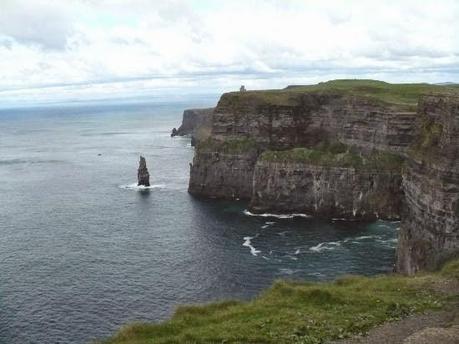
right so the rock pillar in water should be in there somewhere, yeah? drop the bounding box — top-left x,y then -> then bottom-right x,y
137,156 -> 150,186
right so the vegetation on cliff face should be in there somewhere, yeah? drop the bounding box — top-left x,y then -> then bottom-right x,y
196,138 -> 260,154
218,79 -> 459,111
100,258 -> 459,344
260,143 -> 404,171
409,115 -> 444,160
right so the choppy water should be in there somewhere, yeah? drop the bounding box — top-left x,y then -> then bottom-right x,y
0,99 -> 399,344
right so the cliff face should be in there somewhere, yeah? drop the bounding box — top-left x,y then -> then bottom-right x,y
396,94 -> 459,274
171,108 -> 214,145
250,160 -> 402,220
186,80 -> 459,273
212,92 -> 417,154
189,89 -> 415,206
189,149 -> 259,199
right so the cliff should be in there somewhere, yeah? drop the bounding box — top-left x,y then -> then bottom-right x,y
250,147 -> 404,220
188,138 -> 261,199
187,80 -> 459,263
396,94 -> 459,274
171,108 -> 214,145
213,90 -> 417,154
188,80 -> 437,215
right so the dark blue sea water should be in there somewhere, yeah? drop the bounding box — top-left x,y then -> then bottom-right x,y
0,99 -> 399,344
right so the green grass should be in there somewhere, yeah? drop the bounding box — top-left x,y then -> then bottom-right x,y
409,114 -> 444,160
196,138 -> 260,154
218,79 -> 459,111
260,143 -> 404,171
99,259 -> 459,344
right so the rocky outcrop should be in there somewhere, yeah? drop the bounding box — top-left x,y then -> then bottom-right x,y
189,151 -> 258,199
189,90 -> 416,203
137,156 -> 150,186
171,108 -> 214,145
185,81 -> 459,274
250,159 -> 403,220
189,140 -> 260,199
212,92 -> 417,154
396,94 -> 459,274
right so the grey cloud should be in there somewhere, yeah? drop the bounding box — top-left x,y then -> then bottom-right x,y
0,1 -> 75,50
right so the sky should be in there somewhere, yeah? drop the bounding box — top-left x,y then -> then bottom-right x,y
1,0 -> 459,105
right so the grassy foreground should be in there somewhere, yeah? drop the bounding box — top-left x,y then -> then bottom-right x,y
100,259 -> 458,344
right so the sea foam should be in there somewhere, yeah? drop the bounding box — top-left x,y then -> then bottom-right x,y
309,241 -> 341,253
243,210 -> 310,219
242,236 -> 261,256
119,183 -> 166,190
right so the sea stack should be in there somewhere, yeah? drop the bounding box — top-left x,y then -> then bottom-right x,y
137,156 -> 150,187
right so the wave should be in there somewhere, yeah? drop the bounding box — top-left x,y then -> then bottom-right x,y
119,183 -> 166,190
261,221 -> 277,229
353,235 -> 382,241
242,236 -> 261,256
331,217 -> 360,222
307,272 -> 326,278
375,238 -> 398,247
278,268 -> 301,275
323,234 -> 399,248
309,241 -> 341,253
243,210 -> 310,219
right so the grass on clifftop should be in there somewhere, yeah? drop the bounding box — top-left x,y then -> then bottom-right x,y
196,137 -> 260,154
220,79 -> 459,111
260,142 -> 404,171
99,259 -> 459,344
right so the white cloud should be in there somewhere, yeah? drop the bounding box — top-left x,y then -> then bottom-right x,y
0,0 -> 458,104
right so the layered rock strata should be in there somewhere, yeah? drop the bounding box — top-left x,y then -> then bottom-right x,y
396,94 -> 459,274
189,90 -> 415,206
185,82 -> 459,274
212,92 -> 417,154
250,158 -> 403,220
171,108 -> 214,146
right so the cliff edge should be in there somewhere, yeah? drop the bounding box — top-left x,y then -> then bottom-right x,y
187,80 -> 459,273
171,108 -> 214,146
188,80 -> 447,219
396,94 -> 459,274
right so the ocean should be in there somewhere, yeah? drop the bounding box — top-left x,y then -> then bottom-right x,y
0,99 -> 399,343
